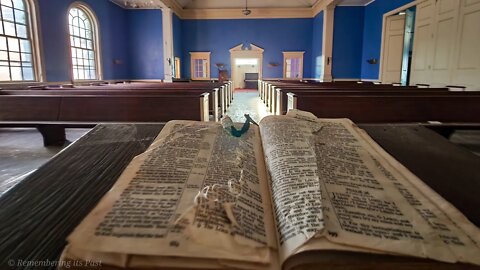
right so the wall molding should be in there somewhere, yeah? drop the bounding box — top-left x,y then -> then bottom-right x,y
111,0 -> 375,19
182,7 -> 314,19
158,0 -> 336,19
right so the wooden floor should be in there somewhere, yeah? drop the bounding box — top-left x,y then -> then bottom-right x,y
0,128 -> 90,195
450,130 -> 480,156
1,90 -> 479,196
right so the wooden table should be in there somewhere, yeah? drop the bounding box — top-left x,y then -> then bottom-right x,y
0,123 -> 478,269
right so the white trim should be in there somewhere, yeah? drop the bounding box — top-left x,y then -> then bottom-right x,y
28,0 -> 45,82
162,8 -> 174,82
321,4 -> 335,82
133,0 -> 339,19
181,8 -> 313,19
67,2 -> 103,82
378,0 -> 420,82
158,0 -> 184,16
116,0 -> 369,19
312,0 -> 335,17
230,43 -> 264,88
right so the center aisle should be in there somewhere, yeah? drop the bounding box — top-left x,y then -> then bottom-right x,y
225,89 -> 271,123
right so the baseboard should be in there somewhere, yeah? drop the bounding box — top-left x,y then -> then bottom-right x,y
360,78 -> 380,82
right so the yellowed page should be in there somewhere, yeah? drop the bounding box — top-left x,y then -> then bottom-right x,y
65,120 -> 277,268
259,114 -> 325,261
259,110 -> 480,267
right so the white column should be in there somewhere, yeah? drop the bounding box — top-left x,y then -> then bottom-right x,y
321,4 -> 335,82
162,8 -> 174,82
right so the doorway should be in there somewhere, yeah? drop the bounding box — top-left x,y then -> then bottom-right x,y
230,43 -> 264,91
400,7 -> 416,86
233,58 -> 259,89
380,6 -> 416,85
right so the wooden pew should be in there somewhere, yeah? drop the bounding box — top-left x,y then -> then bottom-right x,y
260,80 -> 407,110
287,92 -> 480,123
0,80 -> 233,145
43,81 -> 232,119
59,94 -> 209,122
0,92 -> 209,146
274,87 -> 449,115
2,88 -> 222,122
259,80 -> 381,101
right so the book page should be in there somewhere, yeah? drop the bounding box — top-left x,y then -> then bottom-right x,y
65,120 -> 277,268
259,114 -> 325,261
259,110 -> 480,267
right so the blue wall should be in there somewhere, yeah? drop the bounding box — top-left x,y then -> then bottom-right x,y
173,13 -> 182,60
36,0 -> 417,82
127,10 -> 164,80
37,0 -> 129,82
332,6 -> 364,79
312,11 -> 324,79
360,0 -> 414,79
181,18 -> 314,79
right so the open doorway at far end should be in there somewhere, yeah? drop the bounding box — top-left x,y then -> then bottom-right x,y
233,58 -> 260,91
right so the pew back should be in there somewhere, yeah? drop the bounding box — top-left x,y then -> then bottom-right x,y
287,92 -> 480,123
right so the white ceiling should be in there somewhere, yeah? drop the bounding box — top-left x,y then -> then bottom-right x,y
177,0 -> 320,9
110,0 -> 374,9
110,0 -> 165,9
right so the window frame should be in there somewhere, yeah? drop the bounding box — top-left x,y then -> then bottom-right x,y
67,1 -> 102,82
190,52 -> 210,80
0,0 -> 44,84
283,51 -> 304,80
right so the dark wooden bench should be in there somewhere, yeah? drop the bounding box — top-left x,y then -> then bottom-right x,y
258,80 -> 448,114
274,88 -> 449,115
287,92 -> 480,123
259,80 -> 398,101
19,81 -> 233,117
1,88 -> 222,122
0,93 -> 209,146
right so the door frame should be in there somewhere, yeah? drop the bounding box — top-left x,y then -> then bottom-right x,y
230,43 -> 264,89
379,0 -> 420,82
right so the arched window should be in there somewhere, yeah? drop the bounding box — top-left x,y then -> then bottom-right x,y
68,3 -> 101,80
0,0 -> 39,82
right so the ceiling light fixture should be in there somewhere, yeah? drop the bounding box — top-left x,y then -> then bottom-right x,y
242,0 -> 251,16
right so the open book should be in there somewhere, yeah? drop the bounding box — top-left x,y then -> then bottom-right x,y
60,110 -> 480,269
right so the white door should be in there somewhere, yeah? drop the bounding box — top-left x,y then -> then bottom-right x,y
430,0 -> 460,85
451,0 -> 480,89
410,0 -> 436,85
381,14 -> 406,84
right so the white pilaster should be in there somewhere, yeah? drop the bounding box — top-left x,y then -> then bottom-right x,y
321,4 -> 335,82
162,7 -> 174,82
